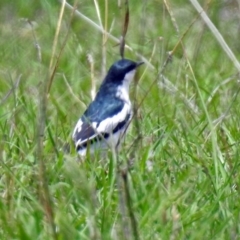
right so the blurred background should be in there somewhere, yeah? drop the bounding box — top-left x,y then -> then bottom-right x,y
1,0 -> 240,239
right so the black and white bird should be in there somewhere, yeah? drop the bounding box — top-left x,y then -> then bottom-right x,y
72,58 -> 144,156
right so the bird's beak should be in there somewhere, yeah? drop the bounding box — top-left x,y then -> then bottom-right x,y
136,61 -> 144,68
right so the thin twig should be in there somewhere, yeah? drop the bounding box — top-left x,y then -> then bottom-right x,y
36,65 -> 57,239
114,151 -> 130,240
27,14 -> 57,239
47,1 -> 77,93
102,0 -> 108,76
33,30 -> 58,240
117,1 -> 140,239
49,0 -> 66,71
119,0 -> 129,58
35,1 -> 77,239
62,73 -> 86,108
122,169 -> 139,240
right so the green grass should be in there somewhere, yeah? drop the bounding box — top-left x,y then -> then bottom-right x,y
1,0 -> 240,239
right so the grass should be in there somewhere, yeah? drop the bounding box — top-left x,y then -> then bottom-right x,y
1,0 -> 240,239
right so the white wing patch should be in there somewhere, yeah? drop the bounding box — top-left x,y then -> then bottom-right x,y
72,118 -> 83,136
96,103 -> 131,133
72,119 -> 97,145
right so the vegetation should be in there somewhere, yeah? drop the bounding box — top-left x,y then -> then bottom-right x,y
0,0 -> 240,239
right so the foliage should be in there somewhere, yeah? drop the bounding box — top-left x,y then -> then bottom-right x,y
0,0 -> 240,239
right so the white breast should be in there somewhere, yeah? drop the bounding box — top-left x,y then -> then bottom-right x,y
116,69 -> 136,103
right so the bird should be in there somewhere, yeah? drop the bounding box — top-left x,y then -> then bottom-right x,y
72,58 -> 144,156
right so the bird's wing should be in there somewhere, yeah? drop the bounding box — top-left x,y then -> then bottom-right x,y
72,98 -> 132,148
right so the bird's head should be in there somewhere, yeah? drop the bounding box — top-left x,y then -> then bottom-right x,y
104,59 -> 144,85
